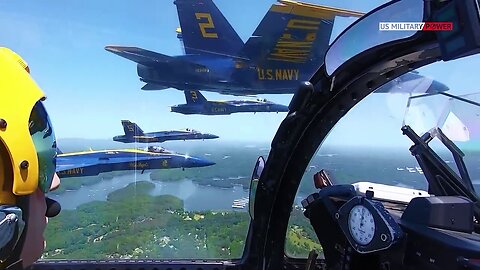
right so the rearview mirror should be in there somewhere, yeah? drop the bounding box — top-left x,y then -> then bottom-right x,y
249,156 -> 265,220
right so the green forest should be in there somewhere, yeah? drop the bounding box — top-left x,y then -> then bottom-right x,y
43,181 -> 321,260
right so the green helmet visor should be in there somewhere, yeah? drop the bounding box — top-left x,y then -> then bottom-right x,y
29,101 -> 56,193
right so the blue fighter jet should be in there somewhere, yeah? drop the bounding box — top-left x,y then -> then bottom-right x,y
373,70 -> 449,94
170,90 -> 289,115
105,0 -> 366,96
105,0 -> 449,96
113,120 -> 219,143
56,146 -> 215,178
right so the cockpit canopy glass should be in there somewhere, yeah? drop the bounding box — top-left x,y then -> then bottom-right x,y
325,0 -> 424,75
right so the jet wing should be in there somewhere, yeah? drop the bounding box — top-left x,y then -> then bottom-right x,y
105,46 -> 207,69
374,72 -> 449,94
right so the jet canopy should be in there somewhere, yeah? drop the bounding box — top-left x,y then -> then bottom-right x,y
146,146 -> 171,153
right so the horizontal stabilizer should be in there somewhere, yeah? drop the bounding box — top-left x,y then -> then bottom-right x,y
105,46 -> 207,69
141,83 -> 170,90
275,0 -> 365,19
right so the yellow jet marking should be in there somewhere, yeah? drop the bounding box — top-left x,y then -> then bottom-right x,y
266,1 -> 363,63
266,19 -> 320,63
257,68 -> 299,80
211,107 -> 227,113
58,167 -> 84,176
58,149 -> 172,157
162,160 -> 169,167
195,13 -> 218,38
272,0 -> 364,19
190,90 -> 198,102
128,162 -> 149,169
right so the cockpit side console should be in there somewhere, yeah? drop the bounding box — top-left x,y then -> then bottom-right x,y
399,196 -> 480,269
401,196 -> 474,233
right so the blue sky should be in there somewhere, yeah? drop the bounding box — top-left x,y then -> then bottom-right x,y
1,0 -> 479,148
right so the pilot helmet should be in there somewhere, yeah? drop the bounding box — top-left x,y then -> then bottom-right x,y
0,48 -> 59,266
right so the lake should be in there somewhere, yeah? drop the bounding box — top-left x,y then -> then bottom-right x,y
50,173 -> 308,211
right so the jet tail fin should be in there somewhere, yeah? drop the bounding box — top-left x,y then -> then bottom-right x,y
121,120 -> 145,137
184,90 -> 207,104
174,0 -> 244,57
237,0 -> 363,78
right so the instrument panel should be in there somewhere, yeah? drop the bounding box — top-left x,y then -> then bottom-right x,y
348,204 -> 376,246
336,195 -> 403,254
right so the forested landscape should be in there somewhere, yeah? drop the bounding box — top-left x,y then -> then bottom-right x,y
44,181 -> 320,259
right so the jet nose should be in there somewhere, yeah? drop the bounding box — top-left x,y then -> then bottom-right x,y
208,134 -> 220,139
374,72 -> 449,94
277,105 -> 289,112
185,156 -> 216,167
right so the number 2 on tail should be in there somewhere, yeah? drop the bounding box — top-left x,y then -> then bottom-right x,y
195,13 -> 218,38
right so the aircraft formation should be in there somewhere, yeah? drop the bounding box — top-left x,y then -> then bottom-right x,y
55,119 -> 219,178
57,0 -> 452,178
105,0 -> 449,100
105,0 -> 364,98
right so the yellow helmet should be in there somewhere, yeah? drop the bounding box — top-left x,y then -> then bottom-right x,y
0,48 -> 57,205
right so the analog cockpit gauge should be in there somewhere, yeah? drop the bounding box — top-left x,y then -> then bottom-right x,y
348,205 -> 375,245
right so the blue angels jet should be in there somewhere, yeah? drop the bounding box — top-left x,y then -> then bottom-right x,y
113,120 -> 219,143
105,0 -> 449,96
104,0 -> 365,96
56,146 -> 215,178
171,90 -> 289,115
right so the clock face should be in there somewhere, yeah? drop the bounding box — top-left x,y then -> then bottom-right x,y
348,205 -> 375,245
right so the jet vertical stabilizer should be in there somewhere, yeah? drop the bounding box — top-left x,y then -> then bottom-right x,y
121,120 -> 145,137
174,0 -> 244,57
235,0 -> 364,82
185,90 -> 208,104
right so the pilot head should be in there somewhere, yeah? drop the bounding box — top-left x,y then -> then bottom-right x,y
0,48 -> 61,269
